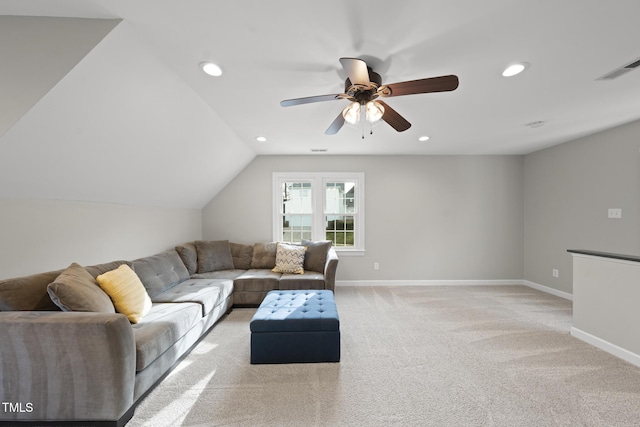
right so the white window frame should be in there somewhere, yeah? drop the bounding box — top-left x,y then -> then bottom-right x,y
272,172 -> 365,256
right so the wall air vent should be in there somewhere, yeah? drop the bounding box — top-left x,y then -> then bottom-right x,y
597,57 -> 640,80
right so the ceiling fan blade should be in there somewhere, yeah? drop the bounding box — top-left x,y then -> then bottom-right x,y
325,112 -> 345,135
380,75 -> 459,97
378,100 -> 411,132
339,57 -> 370,86
280,94 -> 344,107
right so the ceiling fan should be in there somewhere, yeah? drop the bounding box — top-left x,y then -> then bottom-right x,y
280,57 -> 459,136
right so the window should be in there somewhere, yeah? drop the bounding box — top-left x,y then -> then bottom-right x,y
273,172 -> 364,254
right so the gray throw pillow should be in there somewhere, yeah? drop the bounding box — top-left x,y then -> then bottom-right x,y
195,240 -> 235,273
301,240 -> 332,273
251,242 -> 278,269
47,263 -> 116,313
175,242 -> 198,275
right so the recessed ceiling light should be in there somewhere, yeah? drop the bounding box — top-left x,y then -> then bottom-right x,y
200,62 -> 222,77
502,62 -> 529,77
255,136 -> 267,142
418,136 -> 430,142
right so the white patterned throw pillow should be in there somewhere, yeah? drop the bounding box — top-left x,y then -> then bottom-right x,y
272,242 -> 306,274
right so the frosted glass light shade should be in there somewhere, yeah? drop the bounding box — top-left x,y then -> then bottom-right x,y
342,102 -> 361,125
366,101 -> 384,122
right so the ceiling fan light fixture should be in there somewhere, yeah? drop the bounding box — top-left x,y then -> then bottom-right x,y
342,102 -> 361,125
365,101 -> 385,123
200,61 -> 222,77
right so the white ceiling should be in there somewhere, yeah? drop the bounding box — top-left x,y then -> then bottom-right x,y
1,0 -> 640,208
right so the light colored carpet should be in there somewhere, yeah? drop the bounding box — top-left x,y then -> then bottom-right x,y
128,285 -> 640,426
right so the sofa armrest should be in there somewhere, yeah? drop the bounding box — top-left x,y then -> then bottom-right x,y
324,248 -> 339,292
0,311 -> 136,423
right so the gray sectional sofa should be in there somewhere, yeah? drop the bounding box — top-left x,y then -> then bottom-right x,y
0,240 -> 338,426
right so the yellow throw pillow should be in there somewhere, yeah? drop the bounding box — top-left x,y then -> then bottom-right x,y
96,264 -> 152,323
272,242 -> 306,274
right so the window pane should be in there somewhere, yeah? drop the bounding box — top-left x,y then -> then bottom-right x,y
325,181 -> 356,214
325,215 -> 354,247
282,182 -> 312,214
283,214 -> 312,243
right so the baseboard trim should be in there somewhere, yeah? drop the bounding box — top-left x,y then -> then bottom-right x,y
335,279 -> 523,287
335,279 -> 574,300
571,327 -> 640,368
522,280 -> 573,301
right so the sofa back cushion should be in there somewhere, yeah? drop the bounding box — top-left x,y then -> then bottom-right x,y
0,260 -> 130,311
230,242 -> 253,270
0,270 -> 63,311
195,240 -> 234,273
131,250 -> 190,298
175,242 -> 198,275
251,242 -> 278,269
47,263 -> 116,313
85,261 -> 132,278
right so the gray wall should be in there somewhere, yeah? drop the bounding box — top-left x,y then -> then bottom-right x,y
202,155 -> 524,282
0,199 -> 202,279
523,119 -> 640,294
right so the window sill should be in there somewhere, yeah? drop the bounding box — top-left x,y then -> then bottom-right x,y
334,248 -> 365,257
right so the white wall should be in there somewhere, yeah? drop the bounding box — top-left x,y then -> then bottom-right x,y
202,155 -> 524,282
523,119 -> 640,294
0,199 -> 202,279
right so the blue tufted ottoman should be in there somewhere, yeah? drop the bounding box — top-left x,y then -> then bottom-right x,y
250,290 -> 340,364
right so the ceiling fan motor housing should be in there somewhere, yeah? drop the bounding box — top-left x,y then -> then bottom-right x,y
345,68 -> 383,103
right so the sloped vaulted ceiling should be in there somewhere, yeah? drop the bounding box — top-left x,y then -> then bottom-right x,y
0,15 -> 255,209
0,16 -> 120,138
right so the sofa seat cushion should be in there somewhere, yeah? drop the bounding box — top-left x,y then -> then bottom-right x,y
234,269 -> 282,292
132,302 -> 201,371
278,271 -> 326,290
151,279 -> 233,317
191,269 -> 246,281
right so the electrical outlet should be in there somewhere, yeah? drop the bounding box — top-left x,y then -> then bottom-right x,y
373,262 -> 379,271
608,208 -> 622,219
552,268 -> 559,278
